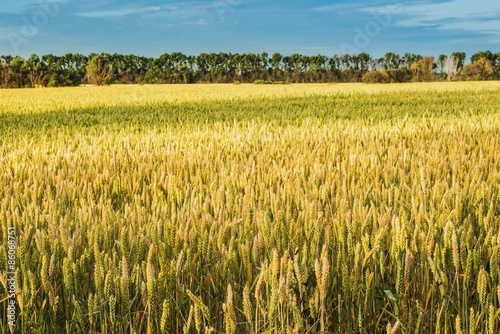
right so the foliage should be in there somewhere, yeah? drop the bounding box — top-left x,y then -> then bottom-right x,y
411,56 -> 435,82
0,83 -> 500,333
86,55 -> 113,86
25,54 -> 50,88
0,62 -> 12,88
463,57 -> 495,81
1,50 -> 499,88
362,70 -> 391,83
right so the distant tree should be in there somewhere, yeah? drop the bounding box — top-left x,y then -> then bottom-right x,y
442,56 -> 460,81
47,53 -> 88,86
471,50 -> 494,63
42,54 -> 61,87
384,52 -> 401,70
437,54 -> 447,78
10,56 -> 26,88
462,57 -> 494,81
244,53 -> 257,81
2,50 -> 498,86
144,66 -> 163,84
494,52 -> 500,79
339,54 -> 353,81
357,52 -> 371,72
383,52 -> 401,82
392,53 -> 420,83
328,55 -> 342,81
390,53 -> 419,83
203,53 -> 227,83
86,55 -> 112,86
0,64 -> 12,88
288,53 -> 303,82
338,54 -> 363,82
451,52 -> 466,71
270,53 -> 283,81
1,55 -> 13,64
309,54 -> 328,82
402,53 -> 422,68
0,56 -> 13,88
169,52 -> 189,83
260,52 -> 269,72
194,53 -> 208,82
26,54 -> 49,87
411,56 -> 434,82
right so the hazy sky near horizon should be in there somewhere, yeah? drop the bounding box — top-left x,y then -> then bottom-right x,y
1,0 -> 499,59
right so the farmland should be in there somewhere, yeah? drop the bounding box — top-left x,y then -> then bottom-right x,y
1,82 -> 500,333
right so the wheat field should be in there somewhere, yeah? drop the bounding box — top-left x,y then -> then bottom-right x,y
1,82 -> 500,333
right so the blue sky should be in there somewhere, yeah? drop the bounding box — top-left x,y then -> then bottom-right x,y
1,0 -> 499,59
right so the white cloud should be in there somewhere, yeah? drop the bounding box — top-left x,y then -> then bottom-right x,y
439,20 -> 500,33
363,0 -> 499,20
68,1 -> 237,26
187,19 -> 208,26
0,0 -> 71,14
312,4 -> 361,13
139,1 -> 229,25
77,6 -> 161,18
361,0 -> 500,38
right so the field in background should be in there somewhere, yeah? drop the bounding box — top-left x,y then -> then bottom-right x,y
1,83 -> 499,333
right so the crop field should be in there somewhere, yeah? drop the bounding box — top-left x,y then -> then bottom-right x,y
1,82 -> 500,333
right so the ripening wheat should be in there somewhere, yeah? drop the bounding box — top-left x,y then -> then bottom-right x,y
0,82 -> 499,333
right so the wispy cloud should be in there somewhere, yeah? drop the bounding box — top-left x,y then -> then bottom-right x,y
438,19 -> 500,43
73,1 -> 224,27
141,1 -> 241,25
312,4 -> 362,13
77,6 -> 161,18
361,0 -> 500,39
439,20 -> 500,33
186,19 -> 209,26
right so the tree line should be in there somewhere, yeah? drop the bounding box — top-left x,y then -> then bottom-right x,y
0,50 -> 499,87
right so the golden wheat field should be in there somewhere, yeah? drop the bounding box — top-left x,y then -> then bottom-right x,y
1,82 -> 500,333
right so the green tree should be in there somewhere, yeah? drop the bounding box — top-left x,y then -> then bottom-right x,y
169,52 -> 189,83
86,54 -> 112,86
45,53 -> 87,86
309,54 -> 328,82
451,52 -> 466,71
10,56 -> 26,88
328,55 -> 342,82
471,50 -> 494,63
286,53 -> 303,82
270,52 -> 283,81
260,52 -> 269,77
383,52 -> 401,82
194,53 -> 208,82
0,56 -> 13,88
26,54 -> 49,87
